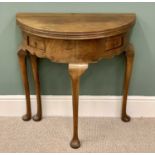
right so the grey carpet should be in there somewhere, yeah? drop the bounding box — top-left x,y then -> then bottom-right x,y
0,117 -> 155,152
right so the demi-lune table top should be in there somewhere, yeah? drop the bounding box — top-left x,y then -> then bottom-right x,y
16,13 -> 136,39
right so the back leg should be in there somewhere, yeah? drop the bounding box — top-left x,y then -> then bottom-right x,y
30,54 -> 42,121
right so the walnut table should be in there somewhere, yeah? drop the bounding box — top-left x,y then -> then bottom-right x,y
16,13 -> 136,149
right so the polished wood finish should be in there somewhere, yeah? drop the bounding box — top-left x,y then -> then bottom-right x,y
69,64 -> 88,148
30,55 -> 42,121
16,13 -> 135,40
18,49 -> 31,121
122,44 -> 134,122
16,13 -> 136,149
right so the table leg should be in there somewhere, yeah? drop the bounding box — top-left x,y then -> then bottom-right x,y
18,49 -> 31,121
68,64 -> 88,149
121,44 -> 134,122
30,54 -> 42,121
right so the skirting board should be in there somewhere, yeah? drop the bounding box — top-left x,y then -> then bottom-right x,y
0,95 -> 155,117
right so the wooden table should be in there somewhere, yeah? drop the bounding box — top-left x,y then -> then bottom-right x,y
16,13 -> 136,149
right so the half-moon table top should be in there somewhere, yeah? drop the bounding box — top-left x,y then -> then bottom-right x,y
16,13 -> 136,40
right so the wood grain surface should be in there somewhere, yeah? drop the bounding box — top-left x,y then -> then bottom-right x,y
17,13 -> 136,149
16,13 -> 136,39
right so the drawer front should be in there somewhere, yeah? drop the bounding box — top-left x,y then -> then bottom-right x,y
29,36 -> 45,50
22,33 -> 126,62
105,35 -> 123,51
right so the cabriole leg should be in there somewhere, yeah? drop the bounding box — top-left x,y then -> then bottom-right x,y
68,64 -> 88,149
18,49 -> 31,121
30,54 -> 42,121
121,44 -> 134,122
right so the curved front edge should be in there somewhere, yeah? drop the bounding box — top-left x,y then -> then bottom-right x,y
21,31 -> 130,64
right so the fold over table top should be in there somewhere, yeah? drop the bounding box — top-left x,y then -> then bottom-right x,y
16,13 -> 136,40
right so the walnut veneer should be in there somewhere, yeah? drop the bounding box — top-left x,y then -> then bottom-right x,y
16,13 -> 136,149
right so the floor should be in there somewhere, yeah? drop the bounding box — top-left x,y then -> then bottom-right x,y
0,117 -> 155,152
